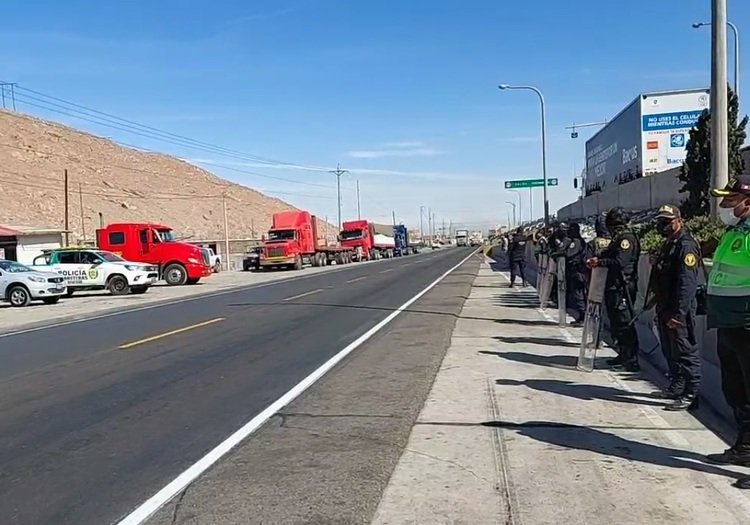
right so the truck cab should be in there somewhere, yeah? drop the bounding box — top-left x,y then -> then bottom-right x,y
340,220 -> 372,261
96,223 -> 212,285
31,248 -> 158,296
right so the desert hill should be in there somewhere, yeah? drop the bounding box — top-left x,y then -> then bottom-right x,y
0,109 -> 333,246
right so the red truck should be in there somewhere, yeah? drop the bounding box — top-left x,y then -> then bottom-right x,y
339,220 -> 396,261
96,223 -> 213,285
260,211 -> 354,270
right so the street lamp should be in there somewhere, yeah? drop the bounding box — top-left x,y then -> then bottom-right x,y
693,20 -> 740,98
498,84 -> 549,225
509,189 -> 523,223
506,201 -> 517,227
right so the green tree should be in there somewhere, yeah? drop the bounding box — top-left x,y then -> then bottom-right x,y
679,87 -> 748,218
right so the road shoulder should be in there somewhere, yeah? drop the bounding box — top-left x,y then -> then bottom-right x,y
147,252 -> 481,524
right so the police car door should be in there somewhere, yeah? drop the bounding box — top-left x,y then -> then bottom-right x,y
80,252 -> 108,287
55,251 -> 103,288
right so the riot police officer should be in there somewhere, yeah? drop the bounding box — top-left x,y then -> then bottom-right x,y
507,230 -> 528,287
650,204 -> 701,410
586,208 -> 641,371
565,222 -> 587,326
705,175 -> 750,487
586,216 -> 611,259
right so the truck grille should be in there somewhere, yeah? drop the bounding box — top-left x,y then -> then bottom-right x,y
47,277 -> 64,284
267,247 -> 286,258
201,248 -> 211,266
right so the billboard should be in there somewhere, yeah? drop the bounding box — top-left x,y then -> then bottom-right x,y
584,89 -> 709,193
640,90 -> 709,174
585,98 -> 642,192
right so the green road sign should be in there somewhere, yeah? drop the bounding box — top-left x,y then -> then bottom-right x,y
504,178 -> 558,189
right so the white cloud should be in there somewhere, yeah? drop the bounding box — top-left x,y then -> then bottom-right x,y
382,140 -> 425,148
347,147 -> 444,159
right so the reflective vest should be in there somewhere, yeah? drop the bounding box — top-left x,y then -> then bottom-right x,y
707,228 -> 750,328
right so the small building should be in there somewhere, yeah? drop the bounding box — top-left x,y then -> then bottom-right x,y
0,225 -> 65,264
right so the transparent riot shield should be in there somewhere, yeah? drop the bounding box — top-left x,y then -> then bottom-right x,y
536,254 -> 547,296
556,256 -> 567,327
539,258 -> 555,308
577,267 -> 608,372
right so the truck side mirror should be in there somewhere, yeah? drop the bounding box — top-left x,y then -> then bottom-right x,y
573,179 -> 578,189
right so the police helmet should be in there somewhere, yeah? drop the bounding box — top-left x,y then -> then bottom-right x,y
605,207 -> 629,228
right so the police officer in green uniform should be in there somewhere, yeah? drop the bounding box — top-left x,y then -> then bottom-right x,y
587,208 -> 641,371
650,205 -> 702,410
705,175 -> 750,489
586,216 -> 611,259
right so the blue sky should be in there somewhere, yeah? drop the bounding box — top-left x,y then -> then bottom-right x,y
0,0 -> 746,232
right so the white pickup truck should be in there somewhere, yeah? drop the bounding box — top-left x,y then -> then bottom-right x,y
32,248 -> 159,296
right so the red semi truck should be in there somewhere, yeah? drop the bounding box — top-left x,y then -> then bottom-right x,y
339,220 -> 395,261
96,223 -> 213,285
260,211 -> 355,270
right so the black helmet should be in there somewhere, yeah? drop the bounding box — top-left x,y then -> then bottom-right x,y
569,222 -> 581,236
594,216 -> 608,236
558,221 -> 569,231
605,207 -> 629,229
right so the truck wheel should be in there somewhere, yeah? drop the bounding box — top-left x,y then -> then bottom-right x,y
107,275 -> 131,296
213,261 -> 222,273
64,289 -> 75,298
311,253 -> 320,267
131,285 -> 149,294
186,278 -> 200,285
43,297 -> 60,305
164,263 -> 188,286
8,285 -> 31,307
294,256 -> 303,270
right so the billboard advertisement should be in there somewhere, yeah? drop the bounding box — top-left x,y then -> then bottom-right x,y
640,90 -> 709,174
585,98 -> 642,192
584,89 -> 709,193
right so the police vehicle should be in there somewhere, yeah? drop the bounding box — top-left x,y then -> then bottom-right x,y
31,248 -> 159,296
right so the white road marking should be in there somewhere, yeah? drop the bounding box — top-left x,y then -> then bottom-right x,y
116,249 -> 477,525
346,276 -> 367,284
379,269 -> 394,274
282,289 -> 324,302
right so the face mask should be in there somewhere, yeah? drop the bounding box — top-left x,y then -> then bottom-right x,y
656,221 -> 672,236
719,206 -> 744,227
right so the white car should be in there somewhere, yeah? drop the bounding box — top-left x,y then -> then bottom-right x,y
0,259 -> 67,307
207,247 -> 221,273
32,249 -> 159,296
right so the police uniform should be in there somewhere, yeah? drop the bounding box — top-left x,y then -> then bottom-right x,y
595,217 -> 640,370
565,224 -> 587,324
651,205 -> 701,406
705,176 -> 750,478
507,232 -> 528,287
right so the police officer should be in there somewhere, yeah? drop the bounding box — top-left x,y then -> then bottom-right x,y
586,216 -> 611,259
565,222 -> 587,326
650,204 -> 701,410
507,230 -> 528,287
586,208 -> 641,372
704,176 -> 750,487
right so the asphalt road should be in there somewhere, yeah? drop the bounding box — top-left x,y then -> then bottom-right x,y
0,247 -> 476,525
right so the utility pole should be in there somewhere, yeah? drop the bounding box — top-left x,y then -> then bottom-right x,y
711,0 -> 729,218
251,218 -> 256,239
356,180 -> 361,220
63,169 -> 69,246
442,218 -> 446,241
433,213 -> 437,239
78,182 -> 86,243
329,163 -> 348,230
222,192 -> 230,271
419,206 -> 424,240
392,210 -> 396,226
428,207 -> 432,239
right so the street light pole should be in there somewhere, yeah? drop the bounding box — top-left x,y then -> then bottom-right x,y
510,189 -> 523,223
693,19 -> 740,99
419,205 -> 424,240
498,84 -> 549,225
710,0 -> 730,218
506,201 -> 517,227
329,163 -> 348,231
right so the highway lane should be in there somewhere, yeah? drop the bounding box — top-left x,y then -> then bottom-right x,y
0,247 -> 475,525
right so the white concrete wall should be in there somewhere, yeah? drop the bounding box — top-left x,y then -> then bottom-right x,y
15,234 -> 63,265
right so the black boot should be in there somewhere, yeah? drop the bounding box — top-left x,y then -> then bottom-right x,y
706,444 -> 750,466
611,359 -> 640,373
653,381 -> 685,400
606,355 -> 625,366
734,476 -> 750,489
664,392 -> 699,411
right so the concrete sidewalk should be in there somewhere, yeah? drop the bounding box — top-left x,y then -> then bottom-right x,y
372,257 -> 750,525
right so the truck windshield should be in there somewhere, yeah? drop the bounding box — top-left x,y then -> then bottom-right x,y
268,230 -> 296,241
339,230 -> 363,241
0,261 -> 33,273
156,229 -> 176,242
96,251 -> 125,262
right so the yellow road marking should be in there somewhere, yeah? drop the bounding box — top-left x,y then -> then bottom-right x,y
283,288 -> 324,301
119,318 -> 225,349
346,276 -> 367,284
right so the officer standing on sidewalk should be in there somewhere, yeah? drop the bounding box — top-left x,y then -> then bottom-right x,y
507,230 -> 528,288
565,222 -> 587,326
586,208 -> 641,372
587,216 -> 611,259
650,205 -> 702,410
704,176 -> 750,488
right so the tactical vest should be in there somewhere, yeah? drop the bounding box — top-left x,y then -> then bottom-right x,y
707,228 -> 750,328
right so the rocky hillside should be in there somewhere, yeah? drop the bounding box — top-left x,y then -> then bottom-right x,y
0,109 -> 333,244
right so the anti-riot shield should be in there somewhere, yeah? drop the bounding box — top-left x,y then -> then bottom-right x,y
536,254 -> 547,296
556,256 -> 567,327
577,267 -> 608,372
539,258 -> 555,308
